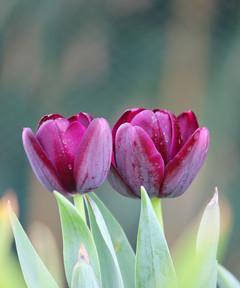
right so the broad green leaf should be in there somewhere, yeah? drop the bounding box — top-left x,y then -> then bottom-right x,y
71,262 -> 100,288
54,192 -> 101,288
86,196 -> 124,288
71,245 -> 100,288
136,187 -> 177,288
218,265 -> 240,288
90,193 -> 135,288
196,191 -> 220,288
9,208 -> 59,288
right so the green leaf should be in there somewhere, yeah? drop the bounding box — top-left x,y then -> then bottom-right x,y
90,193 -> 135,288
86,196 -> 124,288
54,192 -> 101,288
196,190 -> 220,288
136,187 -> 177,288
71,245 -> 100,288
218,265 -> 240,288
9,208 -> 59,288
71,262 -> 100,288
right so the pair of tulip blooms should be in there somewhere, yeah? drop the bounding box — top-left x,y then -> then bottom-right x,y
22,108 -> 210,199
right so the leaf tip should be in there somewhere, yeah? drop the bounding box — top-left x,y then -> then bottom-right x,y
208,187 -> 219,208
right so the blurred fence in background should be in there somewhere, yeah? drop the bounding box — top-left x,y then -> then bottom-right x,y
0,0 -> 239,281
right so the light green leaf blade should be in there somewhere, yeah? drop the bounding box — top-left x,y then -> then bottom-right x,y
196,190 -> 220,288
9,208 -> 59,288
86,196 -> 124,288
54,192 -> 101,288
71,245 -> 100,288
71,262 -> 100,288
218,265 -> 240,288
136,187 -> 177,288
90,193 -> 135,288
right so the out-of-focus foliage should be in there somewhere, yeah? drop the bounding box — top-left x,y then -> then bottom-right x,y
0,194 -> 25,288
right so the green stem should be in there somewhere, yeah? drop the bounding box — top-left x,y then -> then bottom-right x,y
151,197 -> 164,228
73,194 -> 86,224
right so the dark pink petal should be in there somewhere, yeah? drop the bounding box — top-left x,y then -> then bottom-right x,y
115,123 -> 165,197
36,118 -> 78,192
68,112 -> 93,127
38,114 -> 64,128
177,110 -> 199,144
22,128 -> 65,193
64,121 -> 86,158
108,165 -> 137,198
154,110 -> 182,163
130,109 -> 161,150
112,108 -> 144,140
75,118 -> 112,193
160,127 -> 210,197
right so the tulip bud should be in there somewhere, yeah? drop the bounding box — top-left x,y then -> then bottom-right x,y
23,113 -> 112,195
109,108 -> 210,198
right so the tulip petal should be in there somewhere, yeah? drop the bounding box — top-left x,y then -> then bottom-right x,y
131,109 -> 161,149
68,112 -> 93,128
22,128 -> 65,192
108,165 -> 137,198
161,127 -> 210,197
115,123 -> 165,197
38,114 -> 64,128
112,108 -> 144,139
177,111 -> 199,144
75,118 -> 112,193
36,118 -> 83,192
154,110 -> 182,163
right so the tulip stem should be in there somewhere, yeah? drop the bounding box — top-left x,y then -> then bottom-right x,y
73,195 -> 86,224
151,198 -> 164,228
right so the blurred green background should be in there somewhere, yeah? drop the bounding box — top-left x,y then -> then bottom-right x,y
0,0 -> 239,284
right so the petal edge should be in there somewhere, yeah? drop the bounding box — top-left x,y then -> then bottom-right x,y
161,127 -> 210,197
22,128 -> 65,193
115,123 -> 165,197
75,118 -> 112,193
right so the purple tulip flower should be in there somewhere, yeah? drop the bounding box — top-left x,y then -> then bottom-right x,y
22,113 -> 112,195
109,108 -> 210,198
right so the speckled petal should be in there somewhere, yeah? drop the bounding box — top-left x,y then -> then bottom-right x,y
112,108 -> 144,139
160,127 -> 210,197
115,123 -> 165,197
38,114 -> 64,128
108,165 -> 137,198
154,110 -> 182,163
22,128 -> 65,193
130,109 -> 161,150
36,118 -> 85,192
177,110 -> 199,144
75,118 -> 112,193
68,112 -> 93,128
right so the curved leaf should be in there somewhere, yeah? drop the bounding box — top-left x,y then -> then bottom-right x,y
86,196 -> 124,288
196,191 -> 220,288
90,193 -> 135,288
71,246 -> 100,288
136,187 -> 177,288
9,209 -> 59,288
218,265 -> 240,288
54,192 -> 101,288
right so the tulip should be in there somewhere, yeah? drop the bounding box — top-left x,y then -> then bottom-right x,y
109,108 -> 210,198
22,113 -> 112,195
